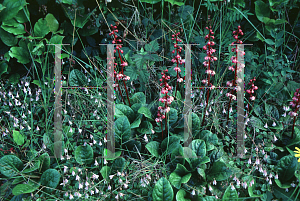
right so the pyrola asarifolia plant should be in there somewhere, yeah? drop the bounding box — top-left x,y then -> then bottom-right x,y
226,25 -> 245,127
201,26 -> 217,127
171,31 -> 185,99
156,69 -> 174,140
246,77 -> 258,113
289,88 -> 300,138
109,24 -> 131,107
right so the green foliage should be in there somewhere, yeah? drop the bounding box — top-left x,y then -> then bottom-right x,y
40,169 -> 61,193
0,155 -> 23,177
75,144 -> 94,165
152,177 -> 174,201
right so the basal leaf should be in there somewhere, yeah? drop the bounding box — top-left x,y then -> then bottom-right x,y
0,155 -> 23,177
146,141 -> 160,157
75,145 -> 94,165
152,177 -> 174,201
40,169 -> 61,193
115,116 -> 131,145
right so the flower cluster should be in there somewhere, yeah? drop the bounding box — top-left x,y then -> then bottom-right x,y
225,26 -> 245,126
109,24 -> 131,106
202,26 -> 217,90
155,69 -> 174,123
246,77 -> 258,101
171,31 -> 185,83
289,88 -> 300,117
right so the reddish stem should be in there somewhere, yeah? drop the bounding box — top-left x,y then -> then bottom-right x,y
291,99 -> 300,138
226,43 -> 238,127
201,32 -> 211,127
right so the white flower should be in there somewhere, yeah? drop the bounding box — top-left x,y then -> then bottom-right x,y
272,122 -> 276,126
213,179 -> 217,185
231,184 -> 235,190
109,175 -> 114,179
69,194 -> 74,199
264,123 -> 268,129
78,182 -> 83,189
191,190 -> 195,195
144,134 -> 148,143
72,171 -> 75,176
108,185 -> 111,190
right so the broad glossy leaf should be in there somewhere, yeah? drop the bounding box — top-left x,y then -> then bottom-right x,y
100,166 -> 111,180
0,27 -> 18,46
12,182 -> 40,196
9,47 -> 30,64
0,0 -> 28,22
45,13 -> 59,32
152,177 -> 174,201
69,69 -> 87,86
130,92 -> 146,104
0,62 -> 8,77
75,145 -> 94,165
189,139 -> 206,158
254,0 -> 270,22
169,164 -> 191,189
276,155 -> 297,182
115,116 -> 131,144
138,106 -> 153,120
115,104 -> 135,122
161,136 -> 181,155
207,161 -> 232,181
146,141 -> 160,158
0,155 -> 23,177
176,189 -> 191,201
40,169 -> 60,193
38,153 -> 50,172
34,17 -> 50,37
13,130 -> 24,146
222,185 -> 238,201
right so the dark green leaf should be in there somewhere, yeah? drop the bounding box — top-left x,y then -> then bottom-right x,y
145,141 -> 160,158
115,116 -> 131,144
75,145 -> 94,165
0,155 -> 23,177
145,40 -> 159,52
152,177 -> 174,201
40,169 -> 60,193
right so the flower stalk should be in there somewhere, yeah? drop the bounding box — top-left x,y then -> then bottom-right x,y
226,26 -> 244,127
201,26 -> 217,127
171,31 -> 185,99
289,88 -> 300,138
156,69 -> 174,140
109,24 -> 131,107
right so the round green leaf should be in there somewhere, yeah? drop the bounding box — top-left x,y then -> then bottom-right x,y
75,145 -> 94,165
0,0 -> 28,22
138,106 -> 153,120
69,69 -> 87,86
100,166 -> 111,180
0,62 -> 8,77
12,182 -> 39,196
0,155 -> 23,177
0,27 -> 18,46
176,189 -> 191,201
276,155 -> 298,182
38,153 -> 50,172
115,104 -> 135,122
9,47 -> 30,64
13,130 -> 24,146
145,141 -> 160,158
207,161 -> 232,181
115,116 -> 131,145
45,13 -> 59,32
189,139 -> 206,158
222,185 -> 238,201
40,169 -> 61,193
34,17 -> 50,37
152,177 -> 174,201
130,92 -> 146,104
